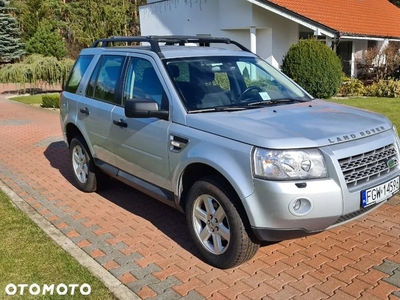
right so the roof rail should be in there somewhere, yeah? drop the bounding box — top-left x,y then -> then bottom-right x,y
90,35 -> 252,58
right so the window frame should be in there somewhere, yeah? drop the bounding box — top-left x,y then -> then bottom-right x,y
84,54 -> 126,106
64,55 -> 94,94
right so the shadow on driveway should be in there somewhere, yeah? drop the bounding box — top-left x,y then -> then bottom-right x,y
43,141 -> 200,258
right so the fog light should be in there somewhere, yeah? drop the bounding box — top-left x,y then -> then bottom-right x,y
289,197 -> 313,216
293,199 -> 301,211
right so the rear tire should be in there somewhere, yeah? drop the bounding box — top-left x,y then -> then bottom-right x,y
186,176 -> 259,269
70,136 -> 108,192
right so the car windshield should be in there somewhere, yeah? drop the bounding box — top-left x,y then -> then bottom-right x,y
164,56 -> 312,112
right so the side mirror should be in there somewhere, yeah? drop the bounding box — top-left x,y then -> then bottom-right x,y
125,98 -> 169,120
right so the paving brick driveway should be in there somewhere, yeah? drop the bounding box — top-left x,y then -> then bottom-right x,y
0,96 -> 399,299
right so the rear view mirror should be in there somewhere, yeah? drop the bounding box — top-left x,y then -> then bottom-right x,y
125,98 -> 168,120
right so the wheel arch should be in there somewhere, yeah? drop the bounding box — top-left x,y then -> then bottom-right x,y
177,162 -> 255,237
65,123 -> 95,157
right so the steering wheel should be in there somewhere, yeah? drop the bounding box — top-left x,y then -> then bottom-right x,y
237,86 -> 263,103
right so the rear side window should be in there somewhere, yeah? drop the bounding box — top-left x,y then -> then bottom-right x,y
86,55 -> 124,104
64,55 -> 94,93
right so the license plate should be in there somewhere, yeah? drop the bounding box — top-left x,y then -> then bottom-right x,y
361,176 -> 399,207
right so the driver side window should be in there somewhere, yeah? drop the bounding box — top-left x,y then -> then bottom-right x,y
123,58 -> 169,111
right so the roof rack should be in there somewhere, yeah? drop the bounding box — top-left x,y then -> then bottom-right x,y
90,35 -> 252,58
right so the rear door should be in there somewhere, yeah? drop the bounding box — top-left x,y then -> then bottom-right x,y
77,55 -> 125,166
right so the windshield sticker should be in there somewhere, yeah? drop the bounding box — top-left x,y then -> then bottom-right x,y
259,92 -> 271,101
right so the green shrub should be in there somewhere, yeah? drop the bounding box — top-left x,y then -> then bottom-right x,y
0,54 -> 74,86
339,75 -> 365,96
364,80 -> 400,98
42,94 -> 60,108
281,39 -> 343,98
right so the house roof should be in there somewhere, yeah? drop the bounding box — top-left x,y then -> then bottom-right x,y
266,0 -> 400,39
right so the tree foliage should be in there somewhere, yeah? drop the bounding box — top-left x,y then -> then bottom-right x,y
281,39 -> 343,99
356,42 -> 400,81
0,0 -> 24,62
26,19 -> 66,59
389,0 -> 400,8
12,0 -> 146,58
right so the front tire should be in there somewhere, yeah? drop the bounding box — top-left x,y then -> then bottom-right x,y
186,176 -> 259,269
70,136 -> 104,192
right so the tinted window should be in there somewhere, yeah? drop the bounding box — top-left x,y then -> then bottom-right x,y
123,58 -> 168,110
87,56 -> 124,104
65,55 -> 94,93
86,57 -> 103,98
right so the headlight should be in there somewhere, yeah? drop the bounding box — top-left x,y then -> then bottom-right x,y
393,124 -> 398,136
253,148 -> 327,180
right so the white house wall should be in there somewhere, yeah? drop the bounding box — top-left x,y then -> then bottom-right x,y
140,0 -> 300,67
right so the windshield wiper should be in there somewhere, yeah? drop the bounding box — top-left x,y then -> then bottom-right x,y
247,98 -> 306,106
188,106 -> 250,113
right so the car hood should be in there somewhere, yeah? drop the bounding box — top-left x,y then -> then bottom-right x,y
186,100 -> 392,149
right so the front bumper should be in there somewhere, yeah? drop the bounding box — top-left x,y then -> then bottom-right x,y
243,131 -> 400,242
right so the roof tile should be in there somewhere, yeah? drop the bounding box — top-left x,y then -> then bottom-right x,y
267,0 -> 400,38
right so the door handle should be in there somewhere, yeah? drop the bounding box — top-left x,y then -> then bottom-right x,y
80,107 -> 90,115
113,119 -> 128,128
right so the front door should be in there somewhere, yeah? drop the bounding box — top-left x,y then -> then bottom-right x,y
337,41 -> 353,77
110,56 -> 172,190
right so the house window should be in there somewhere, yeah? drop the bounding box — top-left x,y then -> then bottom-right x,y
367,40 -> 378,50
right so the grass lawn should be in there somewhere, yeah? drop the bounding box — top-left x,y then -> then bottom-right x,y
8,94 -> 45,105
0,190 -> 115,300
329,97 -> 400,130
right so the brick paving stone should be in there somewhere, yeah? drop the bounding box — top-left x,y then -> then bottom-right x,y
383,270 -> 400,289
358,268 -> 389,286
329,289 -> 356,300
241,270 -> 274,289
348,257 -> 380,272
136,286 -> 157,299
326,255 -> 356,271
262,261 -> 293,277
366,281 -> 400,299
288,273 -> 322,294
268,272 -> 298,290
314,276 -> 347,296
103,259 -> 120,270
331,266 -> 363,284
196,268 -> 228,285
303,255 -> 334,269
280,252 -> 310,268
293,287 -> 330,299
242,282 -> 279,299
217,281 -> 253,299
153,265 -> 185,281
119,272 -> 137,284
172,278 -> 206,296
268,285 -> 303,300
218,269 -> 248,287
375,259 -> 400,275
309,264 -> 340,282
339,278 -> 372,298
196,279 -> 230,298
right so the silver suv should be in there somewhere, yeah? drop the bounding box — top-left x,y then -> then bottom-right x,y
60,36 -> 400,268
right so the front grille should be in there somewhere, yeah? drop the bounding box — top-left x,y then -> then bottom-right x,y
339,144 -> 399,188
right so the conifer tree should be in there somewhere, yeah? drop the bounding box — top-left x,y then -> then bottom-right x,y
389,0 -> 400,8
0,0 -> 24,62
